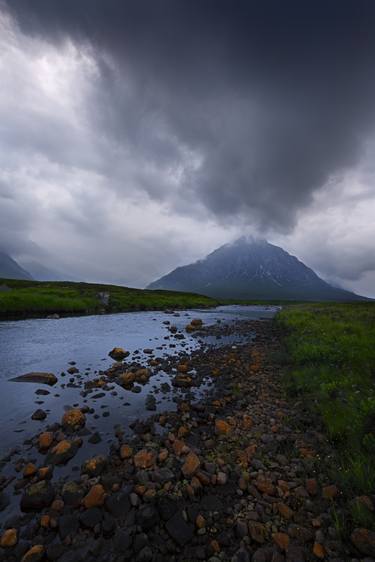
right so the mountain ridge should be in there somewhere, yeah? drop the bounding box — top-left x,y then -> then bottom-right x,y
0,251 -> 34,281
147,237 -> 366,301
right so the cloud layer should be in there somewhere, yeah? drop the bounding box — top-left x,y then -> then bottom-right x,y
1,1 -> 375,295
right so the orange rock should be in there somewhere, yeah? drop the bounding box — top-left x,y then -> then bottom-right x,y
61,408 -> 85,430
181,452 -> 201,478
278,502 -> 294,520
313,542 -> 326,558
210,539 -> 220,553
0,528 -> 17,548
40,514 -> 50,528
38,466 -> 52,480
196,470 -> 210,486
38,431 -> 53,450
242,415 -> 253,429
23,463 -> 37,477
306,478 -> 318,495
133,449 -> 156,469
158,449 -> 169,463
119,372 -> 135,386
322,484 -> 338,499
177,363 -> 189,373
177,425 -> 189,438
120,444 -> 133,460
82,484 -> 106,508
215,419 -> 231,435
272,532 -> 290,551
21,545 -> 44,562
172,439 -> 188,456
191,476 -> 202,491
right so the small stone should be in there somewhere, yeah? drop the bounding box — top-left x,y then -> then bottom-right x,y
196,514 -> 206,529
82,484 -> 106,508
182,452 -> 200,478
351,528 -> 375,557
46,439 -> 80,465
215,419 -> 231,435
40,514 -> 50,528
272,532 -> 290,551
0,528 -> 17,548
20,480 -> 54,512
322,484 -> 338,499
120,444 -> 133,459
82,455 -> 107,476
306,478 -> 318,496
134,449 -> 156,469
277,502 -> 294,520
23,463 -> 37,477
313,542 -> 326,558
38,432 -> 53,451
109,347 -> 129,360
21,544 -> 44,562
31,409 -> 46,420
61,408 -> 86,431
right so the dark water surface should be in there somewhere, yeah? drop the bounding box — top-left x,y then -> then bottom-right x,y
0,305 -> 278,458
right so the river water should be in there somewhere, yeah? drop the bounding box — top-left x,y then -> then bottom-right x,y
0,305 -> 278,458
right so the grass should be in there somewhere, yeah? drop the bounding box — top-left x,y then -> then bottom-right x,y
277,302 -> 375,531
0,278 -> 218,319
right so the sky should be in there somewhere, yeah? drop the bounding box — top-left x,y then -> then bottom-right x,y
0,1 -> 375,297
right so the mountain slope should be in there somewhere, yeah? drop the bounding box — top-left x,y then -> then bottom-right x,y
0,251 -> 33,281
20,260 -> 75,282
147,237 -> 365,301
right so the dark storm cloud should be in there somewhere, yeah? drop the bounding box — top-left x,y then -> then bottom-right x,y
4,0 -> 375,231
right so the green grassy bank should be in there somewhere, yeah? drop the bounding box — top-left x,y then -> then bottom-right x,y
277,303 -> 375,532
0,278 -> 218,319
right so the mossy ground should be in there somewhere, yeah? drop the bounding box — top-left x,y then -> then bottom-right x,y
277,302 -> 375,531
0,278 -> 217,319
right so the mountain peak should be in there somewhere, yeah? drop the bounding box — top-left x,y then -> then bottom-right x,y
148,239 -> 365,301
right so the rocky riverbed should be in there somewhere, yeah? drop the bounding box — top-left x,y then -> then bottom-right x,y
0,316 -> 372,561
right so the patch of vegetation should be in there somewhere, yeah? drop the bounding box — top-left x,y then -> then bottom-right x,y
277,303 -> 375,530
0,278 -> 218,319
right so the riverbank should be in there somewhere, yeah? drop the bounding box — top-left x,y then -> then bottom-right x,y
1,311 -> 373,561
277,302 -> 375,546
0,279 -> 218,320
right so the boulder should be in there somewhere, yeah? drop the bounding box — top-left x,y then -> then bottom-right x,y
351,528 -> 375,557
0,528 -> 17,548
108,347 -> 129,360
181,453 -> 200,478
134,449 -> 156,469
81,455 -> 107,477
82,484 -> 106,508
46,439 -> 81,465
38,431 -> 54,451
10,372 -> 57,386
61,408 -> 86,431
20,481 -> 54,512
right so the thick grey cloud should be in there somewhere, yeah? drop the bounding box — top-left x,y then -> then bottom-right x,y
5,0 -> 375,229
1,1 -> 375,294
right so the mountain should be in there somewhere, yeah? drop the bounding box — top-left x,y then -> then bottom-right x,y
147,237 -> 366,301
0,251 -> 33,281
20,260 -> 74,282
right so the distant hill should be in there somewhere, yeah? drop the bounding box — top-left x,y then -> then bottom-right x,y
0,251 -> 33,281
147,237 -> 366,301
20,260 -> 74,282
